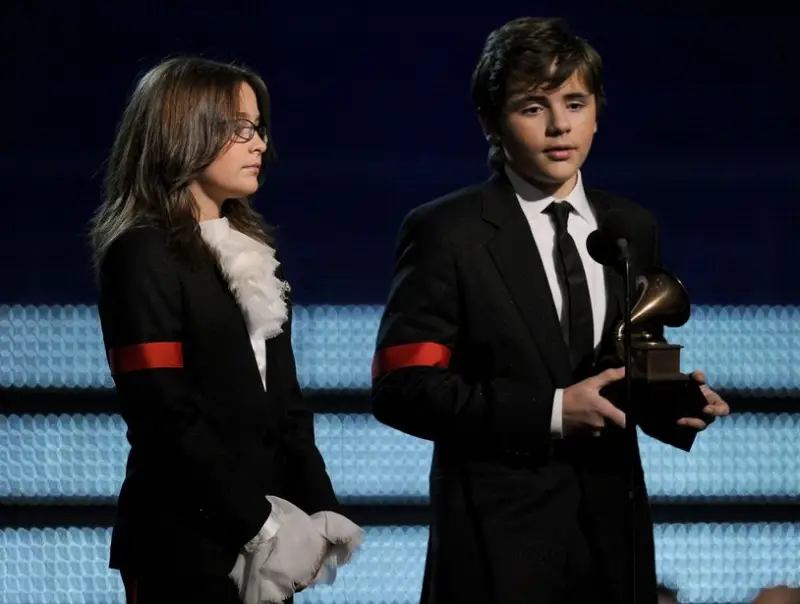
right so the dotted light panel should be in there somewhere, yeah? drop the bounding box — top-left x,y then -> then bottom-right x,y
0,304 -> 798,393
2,413 -> 798,503
0,524 -> 798,604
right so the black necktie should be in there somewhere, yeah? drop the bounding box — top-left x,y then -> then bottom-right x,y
545,201 -> 595,373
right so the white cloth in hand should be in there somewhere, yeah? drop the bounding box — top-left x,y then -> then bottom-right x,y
229,496 -> 363,604
307,510 -> 363,587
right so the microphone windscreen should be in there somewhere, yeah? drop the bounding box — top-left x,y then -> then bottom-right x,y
587,230 -> 619,266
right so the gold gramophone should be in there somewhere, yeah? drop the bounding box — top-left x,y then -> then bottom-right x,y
615,267 -> 692,381
606,266 -> 707,450
600,266 -> 706,451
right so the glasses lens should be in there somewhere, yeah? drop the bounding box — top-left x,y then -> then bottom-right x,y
231,120 -> 251,142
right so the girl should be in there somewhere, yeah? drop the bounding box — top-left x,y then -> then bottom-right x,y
90,56 -> 362,604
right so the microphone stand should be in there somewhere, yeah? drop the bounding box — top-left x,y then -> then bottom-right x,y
588,227 -> 640,604
619,244 -> 637,604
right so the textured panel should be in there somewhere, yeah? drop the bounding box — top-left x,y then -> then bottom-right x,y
1,413 -> 798,503
1,304 -> 798,393
1,524 -> 798,604
674,305 -> 799,396
0,305 -> 111,389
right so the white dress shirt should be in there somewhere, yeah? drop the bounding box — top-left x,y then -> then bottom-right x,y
504,165 -> 607,437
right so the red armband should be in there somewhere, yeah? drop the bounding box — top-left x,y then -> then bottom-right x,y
372,342 -> 451,378
108,342 -> 184,374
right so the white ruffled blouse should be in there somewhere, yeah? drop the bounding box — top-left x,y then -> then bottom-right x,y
198,217 -> 289,389
198,217 -> 363,604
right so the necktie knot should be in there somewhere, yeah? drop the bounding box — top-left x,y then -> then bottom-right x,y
545,201 -> 574,235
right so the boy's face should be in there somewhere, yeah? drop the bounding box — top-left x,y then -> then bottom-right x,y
492,70 -> 598,197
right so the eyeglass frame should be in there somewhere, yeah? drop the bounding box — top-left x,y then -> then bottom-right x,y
229,118 -> 269,145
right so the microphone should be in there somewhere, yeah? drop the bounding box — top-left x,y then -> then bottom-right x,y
586,209 -> 637,267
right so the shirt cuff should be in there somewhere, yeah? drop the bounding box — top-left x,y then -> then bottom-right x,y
550,388 -> 564,438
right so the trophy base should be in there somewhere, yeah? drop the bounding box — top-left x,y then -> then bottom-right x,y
602,341 -> 707,452
629,341 -> 683,381
599,377 -> 706,452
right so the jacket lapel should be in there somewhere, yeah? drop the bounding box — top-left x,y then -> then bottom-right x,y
585,189 -> 625,335
208,263 -> 271,400
482,175 -> 573,386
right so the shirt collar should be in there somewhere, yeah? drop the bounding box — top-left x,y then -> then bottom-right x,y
504,164 -> 593,225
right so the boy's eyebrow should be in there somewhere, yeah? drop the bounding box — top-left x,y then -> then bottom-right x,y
509,91 -> 591,106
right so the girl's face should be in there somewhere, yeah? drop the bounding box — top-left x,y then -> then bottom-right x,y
190,83 -> 267,220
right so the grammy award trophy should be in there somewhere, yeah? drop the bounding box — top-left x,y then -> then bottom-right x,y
610,266 -> 708,450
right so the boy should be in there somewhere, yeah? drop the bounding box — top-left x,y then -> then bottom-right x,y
371,17 -> 729,604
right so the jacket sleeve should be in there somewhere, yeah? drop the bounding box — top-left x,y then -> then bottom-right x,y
370,207 -> 556,452
99,228 -> 271,548
278,302 -> 341,514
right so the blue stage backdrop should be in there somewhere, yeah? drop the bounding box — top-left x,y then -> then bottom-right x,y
1,8 -> 797,306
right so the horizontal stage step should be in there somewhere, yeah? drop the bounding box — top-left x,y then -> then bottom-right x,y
1,523 -> 797,604
1,386 -> 797,416
1,304 -> 798,393
2,413 -> 799,504
0,387 -> 378,415
5,502 -> 800,528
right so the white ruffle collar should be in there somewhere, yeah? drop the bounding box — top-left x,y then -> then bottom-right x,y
199,217 -> 289,341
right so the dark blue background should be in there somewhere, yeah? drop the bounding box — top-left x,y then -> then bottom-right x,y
4,5 -> 797,306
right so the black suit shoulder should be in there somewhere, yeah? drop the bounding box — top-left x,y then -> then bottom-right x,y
405,182 -> 659,237
402,181 -> 488,244
109,224 -> 170,251
102,225 -> 174,273
586,188 -> 659,229
586,187 -> 661,261
99,226 -> 183,319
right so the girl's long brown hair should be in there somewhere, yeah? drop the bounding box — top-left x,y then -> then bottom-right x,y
89,56 -> 276,275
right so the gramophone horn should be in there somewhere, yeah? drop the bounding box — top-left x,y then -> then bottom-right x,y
616,266 -> 691,341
